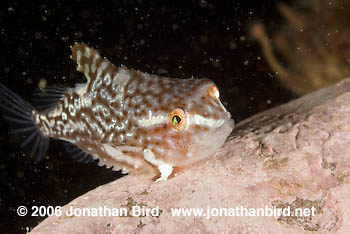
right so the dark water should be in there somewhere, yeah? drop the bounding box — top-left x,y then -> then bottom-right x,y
0,0 -> 294,233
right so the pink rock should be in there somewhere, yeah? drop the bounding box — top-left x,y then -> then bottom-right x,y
29,79 -> 350,234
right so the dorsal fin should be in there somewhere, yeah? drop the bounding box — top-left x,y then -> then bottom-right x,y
71,43 -> 118,86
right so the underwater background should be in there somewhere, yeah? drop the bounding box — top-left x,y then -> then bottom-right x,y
0,0 -> 298,233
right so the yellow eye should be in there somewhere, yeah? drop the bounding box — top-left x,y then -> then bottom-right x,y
169,108 -> 186,131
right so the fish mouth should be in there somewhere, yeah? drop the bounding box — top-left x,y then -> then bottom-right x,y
211,108 -> 234,131
216,118 -> 234,137
179,115 -> 234,166
190,113 -> 234,129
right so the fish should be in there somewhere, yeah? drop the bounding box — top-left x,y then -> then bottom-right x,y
0,43 -> 234,181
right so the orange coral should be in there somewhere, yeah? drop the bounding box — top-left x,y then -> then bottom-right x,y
251,0 -> 350,95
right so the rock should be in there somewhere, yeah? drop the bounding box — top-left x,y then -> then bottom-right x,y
29,79 -> 350,234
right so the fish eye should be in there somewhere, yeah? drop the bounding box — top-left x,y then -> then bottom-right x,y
172,115 -> 181,125
169,108 -> 186,131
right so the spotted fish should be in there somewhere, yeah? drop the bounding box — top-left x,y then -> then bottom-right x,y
0,43 -> 234,181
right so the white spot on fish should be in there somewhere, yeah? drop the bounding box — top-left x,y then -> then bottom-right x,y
84,47 -> 91,59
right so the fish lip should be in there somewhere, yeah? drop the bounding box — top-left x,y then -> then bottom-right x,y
213,117 -> 234,136
229,117 -> 235,128
219,117 -> 235,131
214,119 -> 225,128
217,110 -> 235,128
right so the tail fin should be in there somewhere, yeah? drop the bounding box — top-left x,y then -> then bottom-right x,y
0,84 -> 49,161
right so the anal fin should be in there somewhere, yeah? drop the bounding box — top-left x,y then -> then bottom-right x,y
62,141 -> 94,163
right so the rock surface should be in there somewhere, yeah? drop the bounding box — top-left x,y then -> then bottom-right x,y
30,79 -> 350,234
